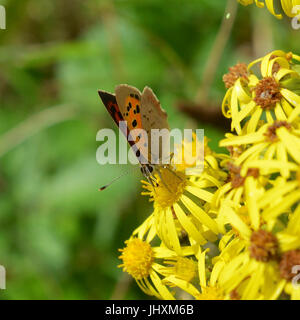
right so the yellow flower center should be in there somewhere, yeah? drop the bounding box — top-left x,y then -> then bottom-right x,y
223,62 -> 249,89
253,76 -> 282,109
264,121 -> 292,142
142,167 -> 187,210
227,145 -> 243,159
227,162 -> 259,188
118,238 -> 154,280
163,257 -> 197,283
249,230 -> 279,262
279,250 -> 300,281
196,286 -> 224,300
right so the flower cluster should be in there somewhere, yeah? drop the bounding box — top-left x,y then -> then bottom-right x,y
238,0 -> 300,20
118,51 -> 300,300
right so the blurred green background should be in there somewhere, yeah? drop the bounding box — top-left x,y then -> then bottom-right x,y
0,0 -> 299,299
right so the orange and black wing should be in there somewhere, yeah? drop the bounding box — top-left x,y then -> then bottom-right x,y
98,90 -> 124,126
98,89 -> 139,153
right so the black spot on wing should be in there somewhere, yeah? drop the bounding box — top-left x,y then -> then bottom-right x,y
132,119 -> 137,127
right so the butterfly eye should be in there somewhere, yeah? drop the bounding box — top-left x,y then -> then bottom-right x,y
148,165 -> 154,173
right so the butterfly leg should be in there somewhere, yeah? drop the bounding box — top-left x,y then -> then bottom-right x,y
141,164 -> 158,192
147,175 -> 157,191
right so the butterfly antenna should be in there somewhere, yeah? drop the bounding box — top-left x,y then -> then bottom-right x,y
98,169 -> 133,191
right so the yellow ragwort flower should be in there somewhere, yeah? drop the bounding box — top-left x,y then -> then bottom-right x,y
222,50 -> 300,135
162,244 -> 245,300
118,237 -> 196,299
257,173 -> 300,226
219,121 -> 300,178
215,196 -> 300,299
216,219 -> 284,299
141,138 -> 227,254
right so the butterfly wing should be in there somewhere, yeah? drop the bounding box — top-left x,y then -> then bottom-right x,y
141,86 -> 169,163
115,84 -> 143,131
99,85 -> 170,165
115,84 -> 149,163
98,90 -> 124,126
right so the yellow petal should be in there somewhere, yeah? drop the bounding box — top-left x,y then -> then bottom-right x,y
247,107 -> 263,133
245,177 -> 260,230
263,191 -> 300,220
280,88 -> 300,122
258,181 -> 298,208
265,0 -> 282,19
236,142 -> 268,165
210,260 -> 226,287
181,195 -> 219,234
198,250 -> 207,288
165,207 -> 182,254
281,0 -> 298,17
185,186 -> 213,203
219,201 -> 251,239
150,271 -> 175,300
164,276 -> 200,297
219,131 -> 264,146
222,87 -> 233,119
231,84 -> 242,134
242,261 -> 264,299
277,127 -> 300,163
274,101 -> 287,120
173,203 -> 207,244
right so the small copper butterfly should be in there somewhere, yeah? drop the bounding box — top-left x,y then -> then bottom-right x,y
98,85 -> 171,189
